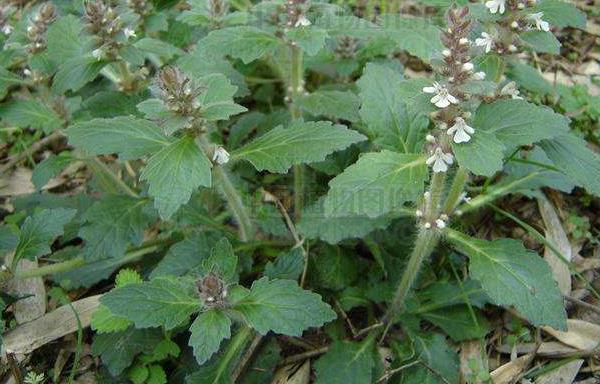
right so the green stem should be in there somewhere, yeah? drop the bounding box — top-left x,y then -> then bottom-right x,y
442,167 -> 468,215
289,44 -> 305,220
213,165 -> 255,242
88,157 -> 138,197
212,326 -> 253,382
426,172 -> 446,221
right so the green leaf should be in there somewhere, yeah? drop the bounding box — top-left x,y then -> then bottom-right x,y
380,15 -> 444,61
232,120 -> 366,173
46,15 -> 93,62
313,245 -> 359,291
101,276 -> 201,329
67,116 -> 172,160
195,73 -> 247,121
141,135 -> 212,219
397,332 -> 459,384
0,99 -> 62,133
0,67 -> 26,99
201,238 -> 238,283
534,0 -> 586,28
357,63 -> 428,152
285,27 -> 328,56
14,208 -> 77,262
92,328 -> 163,375
189,310 -> 232,364
324,151 -> 427,218
447,231 -> 567,330
314,338 -> 375,384
32,153 -> 74,190
232,277 -> 336,336
474,99 -> 569,149
200,26 -> 282,64
92,269 -> 142,333
151,231 -> 220,278
316,15 -> 380,38
147,365 -> 167,384
420,306 -> 490,341
540,134 -> 600,197
507,60 -> 554,95
52,56 -> 107,94
452,130 -> 505,176
264,248 -> 304,280
520,31 -> 560,54
133,38 -> 184,60
79,195 -> 156,259
298,198 -> 393,244
239,339 -> 281,384
298,90 -> 360,122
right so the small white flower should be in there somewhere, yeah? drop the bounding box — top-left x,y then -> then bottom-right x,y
1,25 -> 13,35
424,222 -> 432,229
511,21 -> 519,29
294,15 -> 311,27
447,117 -> 475,144
415,209 -> 423,217
92,48 -> 103,60
459,38 -> 470,45
472,71 -> 486,80
442,49 -> 451,57
435,218 -> 446,229
123,27 -> 136,38
508,44 -> 517,52
528,12 -> 550,31
475,32 -> 494,53
426,147 -> 454,173
422,82 -> 459,109
425,134 -> 436,143
23,68 -> 32,76
485,0 -> 506,14
500,81 -> 523,99
440,213 -> 449,221
462,62 -> 474,72
212,147 -> 230,165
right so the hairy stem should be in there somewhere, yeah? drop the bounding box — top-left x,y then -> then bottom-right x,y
289,44 -> 305,220
213,165 -> 255,242
216,326 -> 253,382
442,167 -> 469,215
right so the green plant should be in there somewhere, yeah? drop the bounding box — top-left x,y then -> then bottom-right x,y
0,0 -> 598,382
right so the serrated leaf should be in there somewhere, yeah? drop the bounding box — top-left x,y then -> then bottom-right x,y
324,151 -> 427,218
92,328 -> 163,375
0,67 -> 26,99
314,245 -> 359,291
298,90 -> 360,122
380,15 -> 444,61
447,231 -> 567,330
151,231 -> 220,278
200,26 -> 281,64
141,135 -> 212,219
201,238 -> 237,283
264,248 -> 304,280
0,99 -> 62,133
52,56 -> 107,94
534,0 -> 586,28
314,338 -> 375,384
285,27 -> 328,56
133,38 -> 184,60
32,153 -> 74,190
540,134 -> 600,197
232,277 -> 336,336
474,99 -> 569,149
101,276 -> 201,329
520,31 -> 560,54
357,63 -> 428,152
67,116 -> 172,160
316,15 -> 380,38
79,195 -> 156,260
420,305 -> 490,341
232,120 -> 366,173
92,269 -> 142,333
452,130 -> 505,176
14,208 -> 77,263
46,15 -> 93,62
507,60 -> 554,95
398,332 -> 459,384
189,310 -> 232,364
147,365 -> 167,384
195,73 -> 247,121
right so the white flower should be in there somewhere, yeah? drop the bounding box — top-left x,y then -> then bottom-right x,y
435,218 -> 446,229
442,49 -> 451,57
447,117 -> 475,143
485,0 -> 506,14
528,12 -> 550,31
1,25 -> 13,35
92,48 -> 103,60
294,15 -> 311,27
422,82 -> 459,108
472,71 -> 486,80
123,27 -> 136,38
426,147 -> 454,173
475,32 -> 494,53
459,38 -> 470,45
500,81 -> 523,99
462,62 -> 474,72
425,134 -> 436,143
212,147 -> 230,165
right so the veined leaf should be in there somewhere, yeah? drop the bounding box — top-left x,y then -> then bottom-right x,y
534,0 -> 586,29
474,99 -> 569,149
285,27 -> 328,56
67,116 -> 172,160
200,26 -> 281,64
264,248 -> 304,281
380,15 -> 444,61
188,310 -> 231,364
195,73 -> 247,121
14,208 -> 77,263
140,135 -> 212,219
91,269 -> 142,333
232,277 -> 336,336
151,231 -> 220,278
100,276 -> 201,329
447,230 -> 567,330
314,338 -> 376,384
398,332 -> 459,384
46,15 -> 93,62
232,120 -> 366,173
357,63 -> 428,152
540,134 -> 600,197
452,130 -> 505,176
32,153 -> 74,190
298,90 -> 360,122
51,56 -> 107,94
519,31 -> 560,54
0,99 -> 62,133
324,151 -> 427,218
0,67 -> 26,99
